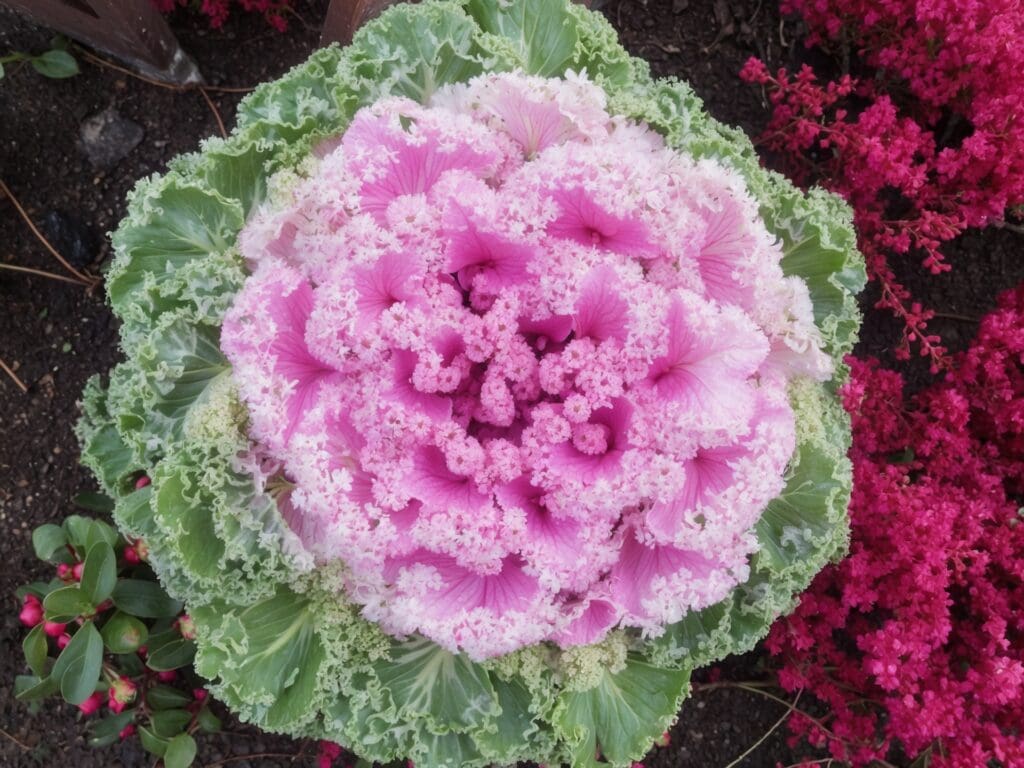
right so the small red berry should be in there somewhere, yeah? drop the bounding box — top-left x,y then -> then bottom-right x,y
19,595 -> 43,628
123,546 -> 141,565
156,670 -> 176,683
57,632 -> 72,650
174,614 -> 196,640
71,562 -> 85,581
108,677 -> 137,714
317,741 -> 344,768
44,621 -> 67,637
135,475 -> 151,490
119,723 -> 136,740
57,563 -> 73,580
78,691 -> 103,716
193,688 -> 208,701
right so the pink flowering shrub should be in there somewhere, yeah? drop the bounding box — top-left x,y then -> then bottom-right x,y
152,0 -> 292,32
740,0 -> 1024,370
221,72 -> 832,660
768,285 -> 1024,766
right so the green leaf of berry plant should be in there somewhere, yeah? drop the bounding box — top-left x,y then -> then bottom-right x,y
43,585 -> 94,623
81,541 -> 117,604
163,732 -> 198,768
51,621 -> 103,705
32,523 -> 68,561
112,579 -> 183,618
22,624 -> 49,678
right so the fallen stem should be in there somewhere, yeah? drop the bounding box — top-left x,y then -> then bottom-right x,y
0,357 -> 28,393
205,753 -> 299,767
0,262 -> 90,285
711,682 -> 899,768
0,726 -> 32,751
723,689 -> 802,768
932,311 -> 979,323
0,179 -> 96,286
995,220 -> 1024,236
200,86 -> 228,139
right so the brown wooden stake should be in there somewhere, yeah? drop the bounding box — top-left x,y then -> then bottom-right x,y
0,0 -> 202,85
321,0 -> 405,47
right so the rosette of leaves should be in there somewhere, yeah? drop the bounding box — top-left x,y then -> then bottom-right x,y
77,2 -> 864,766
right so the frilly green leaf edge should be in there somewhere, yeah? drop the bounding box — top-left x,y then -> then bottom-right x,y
77,1 -> 864,766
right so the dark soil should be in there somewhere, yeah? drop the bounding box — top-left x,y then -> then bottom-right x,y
1,1 -> 1019,767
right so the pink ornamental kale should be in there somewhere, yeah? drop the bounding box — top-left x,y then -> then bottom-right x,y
221,72 -> 832,660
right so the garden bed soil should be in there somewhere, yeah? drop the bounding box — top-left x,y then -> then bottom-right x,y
2,1 -> 1021,766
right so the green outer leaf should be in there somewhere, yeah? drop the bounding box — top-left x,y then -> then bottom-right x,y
558,656 -> 690,768
112,579 -> 183,618
22,625 -> 48,678
107,180 -> 244,326
52,621 -> 103,705
347,2 -> 485,103
164,732 -> 198,768
465,0 -> 577,76
197,589 -> 315,696
474,675 -> 542,759
81,541 -> 117,604
375,636 -> 499,731
32,523 -> 67,561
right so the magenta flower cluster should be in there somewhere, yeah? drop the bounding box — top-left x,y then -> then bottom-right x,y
768,286 -> 1024,767
221,72 -> 831,659
151,0 -> 291,32
740,0 -> 1024,371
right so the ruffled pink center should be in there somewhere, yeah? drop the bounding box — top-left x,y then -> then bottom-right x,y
222,72 -> 828,660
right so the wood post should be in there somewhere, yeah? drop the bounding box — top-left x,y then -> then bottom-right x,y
321,0 -> 406,47
0,0 -> 202,85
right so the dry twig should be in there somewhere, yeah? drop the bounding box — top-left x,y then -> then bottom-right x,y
200,86 -> 228,139
0,262 -> 90,286
205,752 -> 299,767
0,179 -> 97,287
0,357 -> 28,393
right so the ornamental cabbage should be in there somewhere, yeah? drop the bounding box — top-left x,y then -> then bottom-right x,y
78,2 -> 864,766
